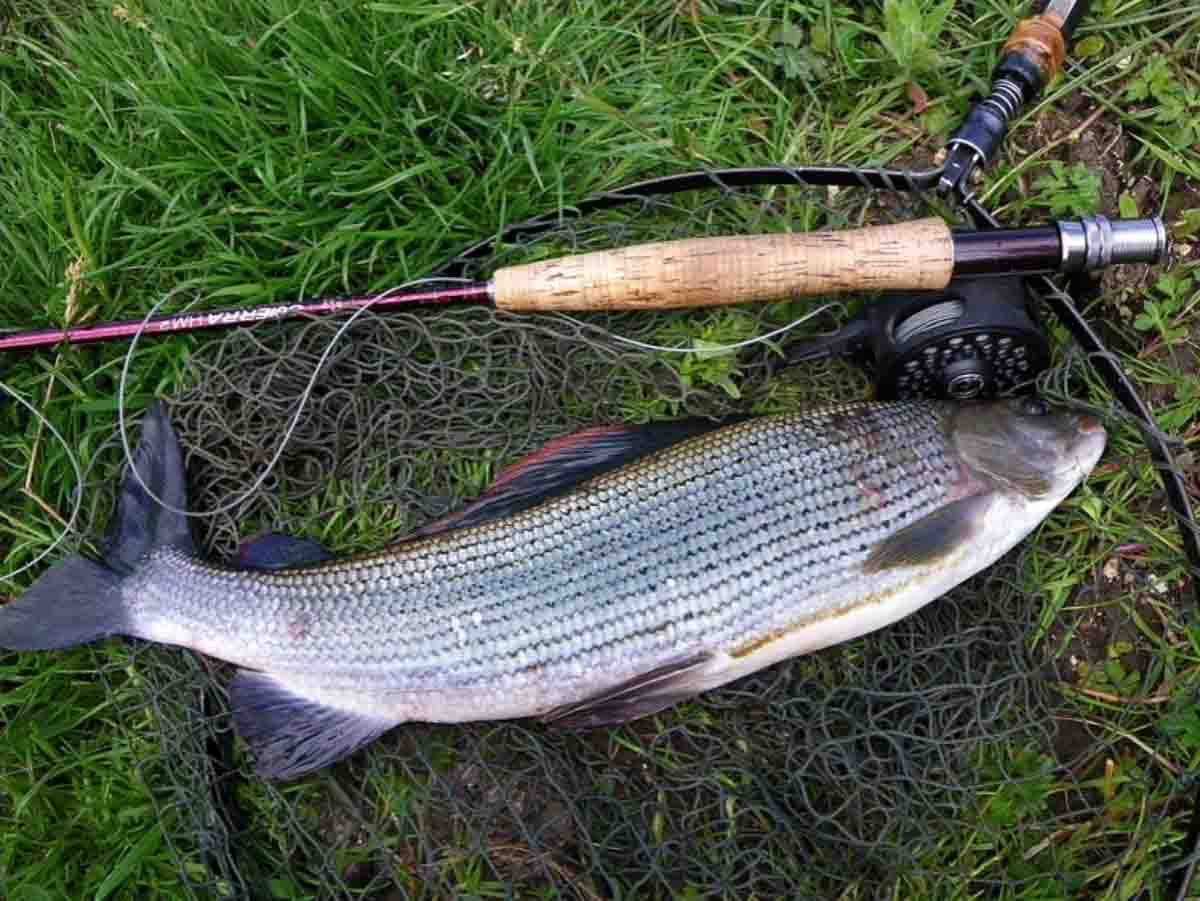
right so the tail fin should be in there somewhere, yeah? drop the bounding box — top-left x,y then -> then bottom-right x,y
0,557 -> 126,650
0,402 -> 194,651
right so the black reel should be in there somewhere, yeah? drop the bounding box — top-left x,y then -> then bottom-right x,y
777,276 -> 1051,401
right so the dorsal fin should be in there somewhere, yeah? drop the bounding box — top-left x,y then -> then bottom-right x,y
404,417 -> 743,540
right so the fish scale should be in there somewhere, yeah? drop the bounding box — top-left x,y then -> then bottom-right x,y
128,403 -> 957,686
1,397 -> 1104,779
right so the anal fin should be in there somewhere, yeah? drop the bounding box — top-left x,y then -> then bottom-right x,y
229,671 -> 394,780
541,653 -> 715,730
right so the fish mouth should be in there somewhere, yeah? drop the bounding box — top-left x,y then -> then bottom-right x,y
1014,415 -> 1107,493
1065,417 -> 1107,483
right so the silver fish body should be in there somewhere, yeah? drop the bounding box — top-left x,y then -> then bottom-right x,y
0,398 -> 1105,779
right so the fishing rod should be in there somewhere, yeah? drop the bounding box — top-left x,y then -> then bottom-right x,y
0,214 -> 1167,353
0,0 -> 1158,355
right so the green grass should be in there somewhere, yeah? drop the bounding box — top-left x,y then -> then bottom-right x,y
1,0 -> 1199,898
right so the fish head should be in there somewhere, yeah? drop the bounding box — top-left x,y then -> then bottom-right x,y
949,397 -> 1107,501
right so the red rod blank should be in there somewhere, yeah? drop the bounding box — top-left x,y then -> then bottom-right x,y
0,284 -> 494,353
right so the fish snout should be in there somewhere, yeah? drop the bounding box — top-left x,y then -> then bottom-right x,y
1030,413 -> 1107,497
1070,414 -> 1108,477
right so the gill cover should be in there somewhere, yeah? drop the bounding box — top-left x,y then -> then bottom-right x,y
949,397 -> 1081,498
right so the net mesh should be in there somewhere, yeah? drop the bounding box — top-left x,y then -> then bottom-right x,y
62,176 -> 1187,899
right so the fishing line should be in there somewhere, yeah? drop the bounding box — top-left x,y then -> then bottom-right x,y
115,277 -> 476,520
0,378 -> 85,585
115,292 -> 846,521
551,303 -> 844,356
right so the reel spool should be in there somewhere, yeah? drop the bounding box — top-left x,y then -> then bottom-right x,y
778,276 -> 1051,401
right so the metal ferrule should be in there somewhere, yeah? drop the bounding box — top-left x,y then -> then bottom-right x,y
1109,215 -> 1169,264
1059,216 -> 1167,272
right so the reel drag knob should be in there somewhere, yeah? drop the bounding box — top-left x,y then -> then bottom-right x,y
942,357 -> 991,400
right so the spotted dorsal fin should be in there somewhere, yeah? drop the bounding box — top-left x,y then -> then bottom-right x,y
405,417 -> 744,540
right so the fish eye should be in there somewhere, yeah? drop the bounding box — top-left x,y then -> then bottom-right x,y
1020,396 -> 1049,417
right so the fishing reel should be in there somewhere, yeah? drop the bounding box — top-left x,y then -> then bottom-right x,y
777,276 -> 1051,402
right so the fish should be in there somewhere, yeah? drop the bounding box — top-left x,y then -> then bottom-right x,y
0,397 -> 1105,780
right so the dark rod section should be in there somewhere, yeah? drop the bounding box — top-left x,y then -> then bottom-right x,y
951,226 -> 1061,276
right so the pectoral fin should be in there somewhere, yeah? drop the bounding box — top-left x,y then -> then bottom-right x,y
863,492 -> 993,574
541,653 -> 715,729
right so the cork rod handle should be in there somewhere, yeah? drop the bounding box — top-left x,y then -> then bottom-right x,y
492,217 -> 955,312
